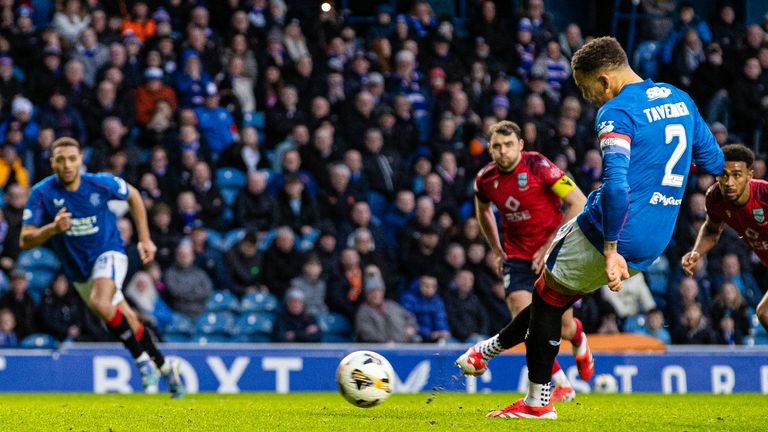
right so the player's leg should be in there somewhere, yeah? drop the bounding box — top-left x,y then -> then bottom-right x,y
561,307 -> 594,381
756,291 -> 768,332
119,301 -> 185,398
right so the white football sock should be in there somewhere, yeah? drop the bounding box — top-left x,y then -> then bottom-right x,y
475,334 -> 505,360
136,352 -> 150,363
551,368 -> 570,387
524,381 -> 552,407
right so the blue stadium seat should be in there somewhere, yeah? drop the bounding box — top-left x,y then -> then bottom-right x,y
163,333 -> 193,343
321,334 -> 354,343
27,270 -> 55,294
223,228 -> 247,249
633,40 -> 660,80
18,247 -> 60,273
206,290 -> 240,313
367,191 -> 388,219
233,312 -> 275,339
194,334 -> 232,343
242,111 -> 265,130
240,292 -> 278,313
215,168 -> 246,190
623,315 -> 647,334
195,311 -> 235,335
220,188 -> 240,207
205,229 -> 225,251
164,313 -> 195,336
317,312 -> 352,335
20,333 -> 59,349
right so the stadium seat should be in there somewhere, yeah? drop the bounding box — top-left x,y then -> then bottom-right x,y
240,292 -> 278,313
232,312 -> 275,341
242,111 -> 265,130
633,40 -> 660,80
17,247 -> 60,273
623,315 -> 647,334
223,228 -> 247,249
215,168 -> 246,190
20,333 -> 60,349
164,313 -> 195,337
317,312 -> 352,337
195,311 -> 235,335
26,270 -> 55,295
205,229 -> 226,251
206,290 -> 240,313
220,188 -> 240,207
163,333 -> 193,343
194,334 -> 232,344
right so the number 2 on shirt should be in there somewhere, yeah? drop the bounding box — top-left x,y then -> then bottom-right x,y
662,124 -> 686,188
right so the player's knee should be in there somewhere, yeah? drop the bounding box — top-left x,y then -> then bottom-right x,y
757,303 -> 768,327
88,292 -> 112,316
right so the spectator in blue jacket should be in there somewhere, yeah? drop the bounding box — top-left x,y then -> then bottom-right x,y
401,275 -> 451,342
661,2 -> 712,64
194,83 -> 237,161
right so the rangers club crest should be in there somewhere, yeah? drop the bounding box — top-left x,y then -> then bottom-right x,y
754,208 -> 765,224
517,173 -> 528,189
90,193 -> 101,207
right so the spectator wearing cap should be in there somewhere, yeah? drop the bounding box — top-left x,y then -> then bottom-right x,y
289,254 -> 328,317
283,18 -> 310,63
9,5 -> 39,72
367,4 -> 395,41
73,27 -> 109,87
0,269 -> 36,339
0,96 -> 39,152
224,231 -> 262,297
193,83 -> 238,159
52,0 -> 91,47
491,94 -> 510,121
275,173 -> 321,240
363,72 -> 386,105
690,43 -> 731,125
709,122 -> 737,147
356,272 -> 419,343
27,46 -> 62,105
273,288 -> 322,343
164,240 -> 213,318
38,86 -> 87,145
175,49 -> 214,108
401,274 -> 451,343
260,227 -> 304,299
121,1 -> 156,42
136,67 -> 178,126
513,18 -> 537,79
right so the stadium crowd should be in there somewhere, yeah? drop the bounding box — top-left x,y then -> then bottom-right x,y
0,0 -> 767,347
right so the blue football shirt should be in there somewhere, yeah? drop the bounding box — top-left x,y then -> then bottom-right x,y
576,79 -> 724,270
23,173 -> 129,283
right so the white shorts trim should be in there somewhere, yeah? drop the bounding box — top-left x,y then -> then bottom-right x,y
73,251 -> 128,306
545,219 -> 638,294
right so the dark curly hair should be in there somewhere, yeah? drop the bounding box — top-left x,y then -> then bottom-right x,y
722,144 -> 755,168
571,36 -> 628,75
487,120 -> 522,141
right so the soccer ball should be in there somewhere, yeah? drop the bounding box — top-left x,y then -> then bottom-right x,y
336,350 -> 395,408
592,373 -> 619,393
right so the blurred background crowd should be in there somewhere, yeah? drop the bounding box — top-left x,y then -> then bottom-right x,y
0,0 -> 767,348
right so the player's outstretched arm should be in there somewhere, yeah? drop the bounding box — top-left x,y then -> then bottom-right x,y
126,184 -> 157,264
19,207 -> 71,250
475,196 -> 504,277
681,216 -> 724,276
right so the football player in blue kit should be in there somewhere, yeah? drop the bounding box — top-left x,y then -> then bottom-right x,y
20,137 -> 185,398
475,37 -> 724,419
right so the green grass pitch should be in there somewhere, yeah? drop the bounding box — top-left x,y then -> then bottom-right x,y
0,393 -> 764,431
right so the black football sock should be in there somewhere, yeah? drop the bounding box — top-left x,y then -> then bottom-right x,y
135,323 -> 166,370
525,291 -> 568,384
106,308 -> 144,360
